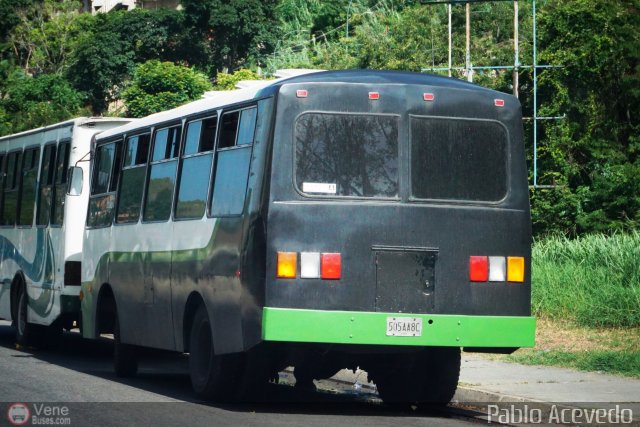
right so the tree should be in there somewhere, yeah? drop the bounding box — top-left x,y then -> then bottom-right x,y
68,8 -> 207,114
0,70 -> 85,135
121,60 -> 211,118
213,68 -> 262,90
181,0 -> 279,71
533,0 -> 640,234
8,0 -> 83,75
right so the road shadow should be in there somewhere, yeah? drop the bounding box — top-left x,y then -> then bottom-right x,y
0,322 -> 482,421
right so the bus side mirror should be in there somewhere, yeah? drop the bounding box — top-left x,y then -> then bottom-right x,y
67,166 -> 83,196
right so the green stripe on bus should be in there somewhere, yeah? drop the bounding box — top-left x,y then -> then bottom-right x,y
262,308 -> 535,348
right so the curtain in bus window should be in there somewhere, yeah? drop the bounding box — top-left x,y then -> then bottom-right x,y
295,113 -> 399,198
211,147 -> 251,217
19,148 -> 40,226
410,117 -> 507,201
144,161 -> 177,222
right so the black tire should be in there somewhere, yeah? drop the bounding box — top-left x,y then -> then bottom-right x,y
114,313 -> 138,377
372,347 -> 461,407
14,284 -> 44,347
189,304 -> 242,401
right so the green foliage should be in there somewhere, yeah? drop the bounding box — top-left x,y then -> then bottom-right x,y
532,232 -> 640,328
0,70 -> 85,135
122,60 -> 211,118
8,0 -> 83,75
68,8 -> 207,113
214,68 -> 262,90
181,0 -> 279,71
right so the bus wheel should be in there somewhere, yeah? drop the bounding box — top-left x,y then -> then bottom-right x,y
113,313 -> 138,377
15,284 -> 44,347
189,304 -> 241,401
372,347 -> 461,408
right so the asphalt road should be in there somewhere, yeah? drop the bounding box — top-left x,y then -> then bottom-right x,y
0,320 -> 487,427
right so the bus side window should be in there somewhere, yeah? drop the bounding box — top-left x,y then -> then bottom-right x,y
210,107 -> 256,217
87,141 -> 117,227
144,126 -> 181,222
36,144 -> 56,226
51,141 -> 70,226
18,147 -> 40,226
2,150 -> 22,226
175,117 -> 216,219
117,133 -> 150,223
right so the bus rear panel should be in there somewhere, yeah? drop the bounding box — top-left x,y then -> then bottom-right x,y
262,74 -> 534,352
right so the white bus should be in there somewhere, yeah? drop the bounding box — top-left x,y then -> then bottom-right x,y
0,117 -> 132,346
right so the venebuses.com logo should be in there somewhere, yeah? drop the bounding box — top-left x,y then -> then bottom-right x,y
7,403 -> 30,426
6,403 -> 71,426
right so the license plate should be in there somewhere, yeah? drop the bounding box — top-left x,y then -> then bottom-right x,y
386,317 -> 422,337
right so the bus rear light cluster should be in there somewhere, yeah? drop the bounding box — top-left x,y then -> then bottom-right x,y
277,251 -> 341,280
470,256 -> 524,283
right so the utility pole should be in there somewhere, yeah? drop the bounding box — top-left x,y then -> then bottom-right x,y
513,0 -> 519,97
448,3 -> 452,77
465,2 -> 472,82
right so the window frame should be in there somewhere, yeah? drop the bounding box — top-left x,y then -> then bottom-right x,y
114,130 -> 151,225
50,139 -> 71,227
292,111 -> 401,202
36,142 -> 58,228
17,145 -> 41,228
174,115 -> 217,221
86,138 -> 121,229
208,104 -> 257,218
407,115 -> 511,205
142,122 -> 183,224
1,148 -> 24,227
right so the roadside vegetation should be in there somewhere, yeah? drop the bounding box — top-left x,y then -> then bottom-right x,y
504,233 -> 640,378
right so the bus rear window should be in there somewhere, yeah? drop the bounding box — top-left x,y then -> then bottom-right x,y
411,117 -> 507,202
295,113 -> 399,198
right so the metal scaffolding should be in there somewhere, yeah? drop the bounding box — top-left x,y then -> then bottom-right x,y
420,0 -> 561,187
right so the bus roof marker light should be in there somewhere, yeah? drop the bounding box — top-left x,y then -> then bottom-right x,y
368,92 -> 380,100
469,256 -> 489,282
296,89 -> 308,98
300,252 -> 321,279
277,252 -> 297,279
423,93 -> 435,101
321,253 -> 341,280
494,99 -> 505,107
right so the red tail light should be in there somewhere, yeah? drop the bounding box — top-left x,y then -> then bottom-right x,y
423,93 -> 435,101
469,256 -> 489,282
321,253 -> 341,280
368,92 -> 380,100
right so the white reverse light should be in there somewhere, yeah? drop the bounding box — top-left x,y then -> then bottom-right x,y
489,256 -> 506,282
300,252 -> 321,279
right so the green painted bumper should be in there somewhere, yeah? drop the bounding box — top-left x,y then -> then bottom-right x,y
262,308 -> 536,348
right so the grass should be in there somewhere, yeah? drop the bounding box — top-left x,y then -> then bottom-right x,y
532,231 -> 640,328
503,318 -> 640,378
493,233 -> 640,377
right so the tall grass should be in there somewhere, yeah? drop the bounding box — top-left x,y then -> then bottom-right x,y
532,232 -> 640,328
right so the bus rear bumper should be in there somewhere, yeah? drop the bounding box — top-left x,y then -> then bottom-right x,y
262,307 -> 535,348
